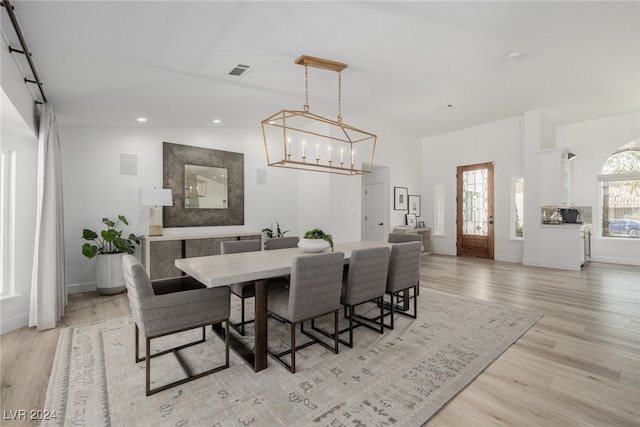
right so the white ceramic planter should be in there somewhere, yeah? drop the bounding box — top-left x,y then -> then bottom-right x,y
96,253 -> 126,295
298,238 -> 331,253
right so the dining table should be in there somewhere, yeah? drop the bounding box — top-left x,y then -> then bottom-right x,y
174,240 -> 392,372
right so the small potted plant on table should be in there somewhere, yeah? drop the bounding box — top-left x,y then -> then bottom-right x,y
299,228 -> 334,252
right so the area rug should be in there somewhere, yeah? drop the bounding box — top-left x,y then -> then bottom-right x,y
43,288 -> 542,426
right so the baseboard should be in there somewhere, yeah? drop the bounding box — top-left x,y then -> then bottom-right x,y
589,256 -> 640,266
522,258 -> 542,267
68,281 -> 97,294
0,312 -> 29,335
494,255 -> 522,264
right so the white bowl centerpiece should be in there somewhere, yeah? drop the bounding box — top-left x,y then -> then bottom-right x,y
298,228 -> 334,253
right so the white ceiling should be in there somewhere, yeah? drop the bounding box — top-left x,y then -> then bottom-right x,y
2,1 -> 638,138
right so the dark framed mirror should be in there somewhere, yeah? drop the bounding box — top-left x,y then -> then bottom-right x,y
163,141 -> 244,227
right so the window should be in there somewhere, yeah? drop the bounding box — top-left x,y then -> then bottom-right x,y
434,184 -> 445,235
512,178 -> 524,239
1,149 -> 17,297
599,140 -> 640,238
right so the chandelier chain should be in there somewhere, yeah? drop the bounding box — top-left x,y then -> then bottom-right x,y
337,70 -> 342,123
304,64 -> 310,112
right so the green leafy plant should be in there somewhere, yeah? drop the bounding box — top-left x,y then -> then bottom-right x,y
303,228 -> 334,251
262,221 -> 289,239
82,215 -> 141,259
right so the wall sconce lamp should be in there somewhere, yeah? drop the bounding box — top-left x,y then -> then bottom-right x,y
139,188 -> 173,236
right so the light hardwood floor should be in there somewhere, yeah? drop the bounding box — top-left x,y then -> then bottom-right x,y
1,257 -> 638,426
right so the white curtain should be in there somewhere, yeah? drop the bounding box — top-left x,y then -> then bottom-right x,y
29,103 -> 67,330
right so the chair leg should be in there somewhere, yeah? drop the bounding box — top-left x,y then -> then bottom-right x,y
390,293 -> 395,330
145,336 -> 152,396
378,297 -> 384,332
334,310 -> 339,354
140,321 -> 230,396
224,320 -> 230,368
347,306 -> 354,348
240,297 -> 246,335
229,295 -> 255,336
290,323 -> 296,374
135,324 -> 141,363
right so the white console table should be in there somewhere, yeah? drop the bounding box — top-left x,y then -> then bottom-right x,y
392,227 -> 432,254
141,232 -> 262,280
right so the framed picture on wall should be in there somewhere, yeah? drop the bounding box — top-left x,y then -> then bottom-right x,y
394,187 -> 408,210
406,213 -> 417,227
409,194 -> 421,217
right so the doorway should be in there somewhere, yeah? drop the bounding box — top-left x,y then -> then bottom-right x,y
456,162 -> 494,258
365,183 -> 385,241
361,166 -> 390,242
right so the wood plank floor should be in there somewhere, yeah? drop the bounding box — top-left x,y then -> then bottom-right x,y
1,257 -> 638,426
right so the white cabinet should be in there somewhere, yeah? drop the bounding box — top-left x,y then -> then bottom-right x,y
540,224 -> 585,271
540,148 -> 574,206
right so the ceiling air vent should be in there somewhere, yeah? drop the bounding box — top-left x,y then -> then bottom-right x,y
228,64 -> 251,77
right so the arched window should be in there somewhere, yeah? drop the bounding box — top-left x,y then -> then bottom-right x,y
598,140 -> 640,238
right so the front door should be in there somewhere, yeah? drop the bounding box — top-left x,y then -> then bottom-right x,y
456,162 -> 494,258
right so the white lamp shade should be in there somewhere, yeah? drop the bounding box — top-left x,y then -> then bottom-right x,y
139,188 -> 173,207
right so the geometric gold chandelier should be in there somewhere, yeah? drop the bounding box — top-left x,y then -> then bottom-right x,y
261,55 -> 377,175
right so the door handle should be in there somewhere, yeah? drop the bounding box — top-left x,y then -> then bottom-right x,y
378,223 -> 383,226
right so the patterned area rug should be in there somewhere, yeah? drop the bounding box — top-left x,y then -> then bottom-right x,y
43,288 -> 541,426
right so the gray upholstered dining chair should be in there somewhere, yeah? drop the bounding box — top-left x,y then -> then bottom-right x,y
220,239 -> 261,336
267,251 -> 345,373
122,254 -> 230,396
384,241 -> 422,330
265,236 -> 300,250
314,246 -> 390,348
388,232 -> 422,297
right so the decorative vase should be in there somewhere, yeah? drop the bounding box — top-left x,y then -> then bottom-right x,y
298,238 -> 331,253
96,253 -> 126,295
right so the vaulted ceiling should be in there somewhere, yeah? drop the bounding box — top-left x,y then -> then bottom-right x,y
2,1 -> 638,137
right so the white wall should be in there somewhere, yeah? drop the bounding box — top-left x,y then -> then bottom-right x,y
421,110 -> 640,267
421,116 -> 525,262
60,122 -> 421,293
555,112 -> 640,265
360,119 -> 423,230
1,36 -> 38,134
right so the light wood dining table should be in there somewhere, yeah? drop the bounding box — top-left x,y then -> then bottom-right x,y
175,240 -> 392,372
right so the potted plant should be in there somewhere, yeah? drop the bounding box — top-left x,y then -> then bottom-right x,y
299,228 -> 334,252
262,221 -> 289,239
82,215 -> 141,295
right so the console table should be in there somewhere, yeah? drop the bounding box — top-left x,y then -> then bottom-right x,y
392,227 -> 432,254
141,232 -> 262,280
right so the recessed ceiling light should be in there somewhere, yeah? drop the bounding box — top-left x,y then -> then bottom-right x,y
212,119 -> 222,124
437,104 -> 453,111
507,51 -> 521,61
137,117 -> 147,122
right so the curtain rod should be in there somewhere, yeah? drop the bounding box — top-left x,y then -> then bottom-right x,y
1,0 -> 48,103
